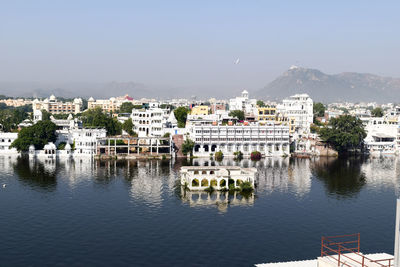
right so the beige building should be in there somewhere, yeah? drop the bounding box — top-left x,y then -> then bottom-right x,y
0,98 -> 32,107
32,95 -> 83,114
191,105 -> 209,116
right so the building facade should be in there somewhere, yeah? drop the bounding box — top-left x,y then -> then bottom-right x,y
0,132 -> 18,154
131,108 -> 165,137
277,93 -> 313,135
191,124 -> 290,157
32,95 -> 83,114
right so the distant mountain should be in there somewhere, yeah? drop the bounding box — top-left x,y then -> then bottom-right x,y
255,66 -> 400,103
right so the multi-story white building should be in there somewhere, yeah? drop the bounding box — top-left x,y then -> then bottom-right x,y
32,95 -> 83,114
277,93 -> 313,135
190,124 -> 290,157
364,117 -> 399,155
71,128 -> 107,155
0,132 -> 18,154
229,90 -> 257,115
131,108 -> 165,137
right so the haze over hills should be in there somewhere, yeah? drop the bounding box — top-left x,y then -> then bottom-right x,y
1,67 -> 400,103
255,66 -> 400,103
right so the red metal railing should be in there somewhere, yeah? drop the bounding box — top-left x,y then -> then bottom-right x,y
321,233 -> 394,267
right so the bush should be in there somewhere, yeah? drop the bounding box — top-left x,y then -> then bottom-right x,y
239,181 -> 254,192
57,142 -> 66,150
214,151 -> 224,161
204,186 -> 215,193
234,151 -> 243,161
250,151 -> 261,161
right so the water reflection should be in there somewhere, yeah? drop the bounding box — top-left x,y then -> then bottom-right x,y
12,156 -> 57,191
179,187 -> 255,213
3,155 -> 400,204
311,157 -> 367,198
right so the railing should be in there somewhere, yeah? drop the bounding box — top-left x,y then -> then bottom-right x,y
321,233 -> 394,267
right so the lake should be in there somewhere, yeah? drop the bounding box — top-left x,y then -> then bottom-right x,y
0,156 -> 399,266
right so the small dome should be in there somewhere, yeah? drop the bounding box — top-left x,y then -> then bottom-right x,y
74,98 -> 82,104
49,94 -> 56,101
67,114 -> 73,120
65,143 -> 71,150
88,97 -> 95,102
44,142 -> 56,150
29,145 -> 35,151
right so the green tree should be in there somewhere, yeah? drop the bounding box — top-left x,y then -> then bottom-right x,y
181,138 -> 195,156
313,102 -> 326,118
371,107 -> 384,117
319,115 -> 366,154
0,107 -> 29,132
81,107 -> 122,136
41,109 -> 51,121
11,120 -> 57,151
160,104 -> 176,110
174,107 -> 190,128
257,100 -> 265,107
122,118 -> 135,136
119,102 -> 135,113
229,110 -> 245,121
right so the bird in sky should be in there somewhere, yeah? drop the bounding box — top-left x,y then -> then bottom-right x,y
234,58 -> 240,65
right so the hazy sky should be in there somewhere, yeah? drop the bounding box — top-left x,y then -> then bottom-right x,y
1,0 -> 399,93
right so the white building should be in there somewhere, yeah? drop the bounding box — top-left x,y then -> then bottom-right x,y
277,93 -> 313,136
364,117 -> 399,155
72,128 -> 107,155
229,90 -> 257,115
180,166 -> 257,191
190,124 -> 290,157
131,108 -> 165,137
0,132 -> 18,154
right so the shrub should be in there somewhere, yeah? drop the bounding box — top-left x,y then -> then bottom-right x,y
57,142 -> 66,150
214,150 -> 224,161
234,151 -> 243,161
239,181 -> 253,192
250,151 -> 261,161
204,186 -> 215,193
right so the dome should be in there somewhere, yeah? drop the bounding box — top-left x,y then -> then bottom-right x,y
44,142 -> 56,150
49,94 -> 56,101
88,97 -> 95,102
43,98 -> 49,103
109,97 -> 116,102
74,98 -> 82,104
65,143 -> 71,150
67,114 -> 73,120
29,145 -> 35,151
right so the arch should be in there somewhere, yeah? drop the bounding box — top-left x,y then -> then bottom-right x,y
202,170 -> 207,174
201,178 -> 209,187
219,179 -> 226,187
194,170 -> 199,174
192,178 -> 199,187
210,179 -> 217,187
210,170 -> 215,174
194,144 -> 200,152
204,145 -> 209,152
211,144 -> 217,152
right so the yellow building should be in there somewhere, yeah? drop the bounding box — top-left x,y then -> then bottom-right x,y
258,107 -> 295,133
257,107 -> 276,122
191,105 -> 209,116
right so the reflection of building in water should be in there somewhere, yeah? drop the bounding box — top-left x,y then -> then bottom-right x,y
361,156 -> 400,194
0,155 -> 19,175
180,187 -> 254,213
256,158 -> 311,197
128,160 -> 163,205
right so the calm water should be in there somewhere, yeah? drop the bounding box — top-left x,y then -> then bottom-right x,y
0,156 -> 399,266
